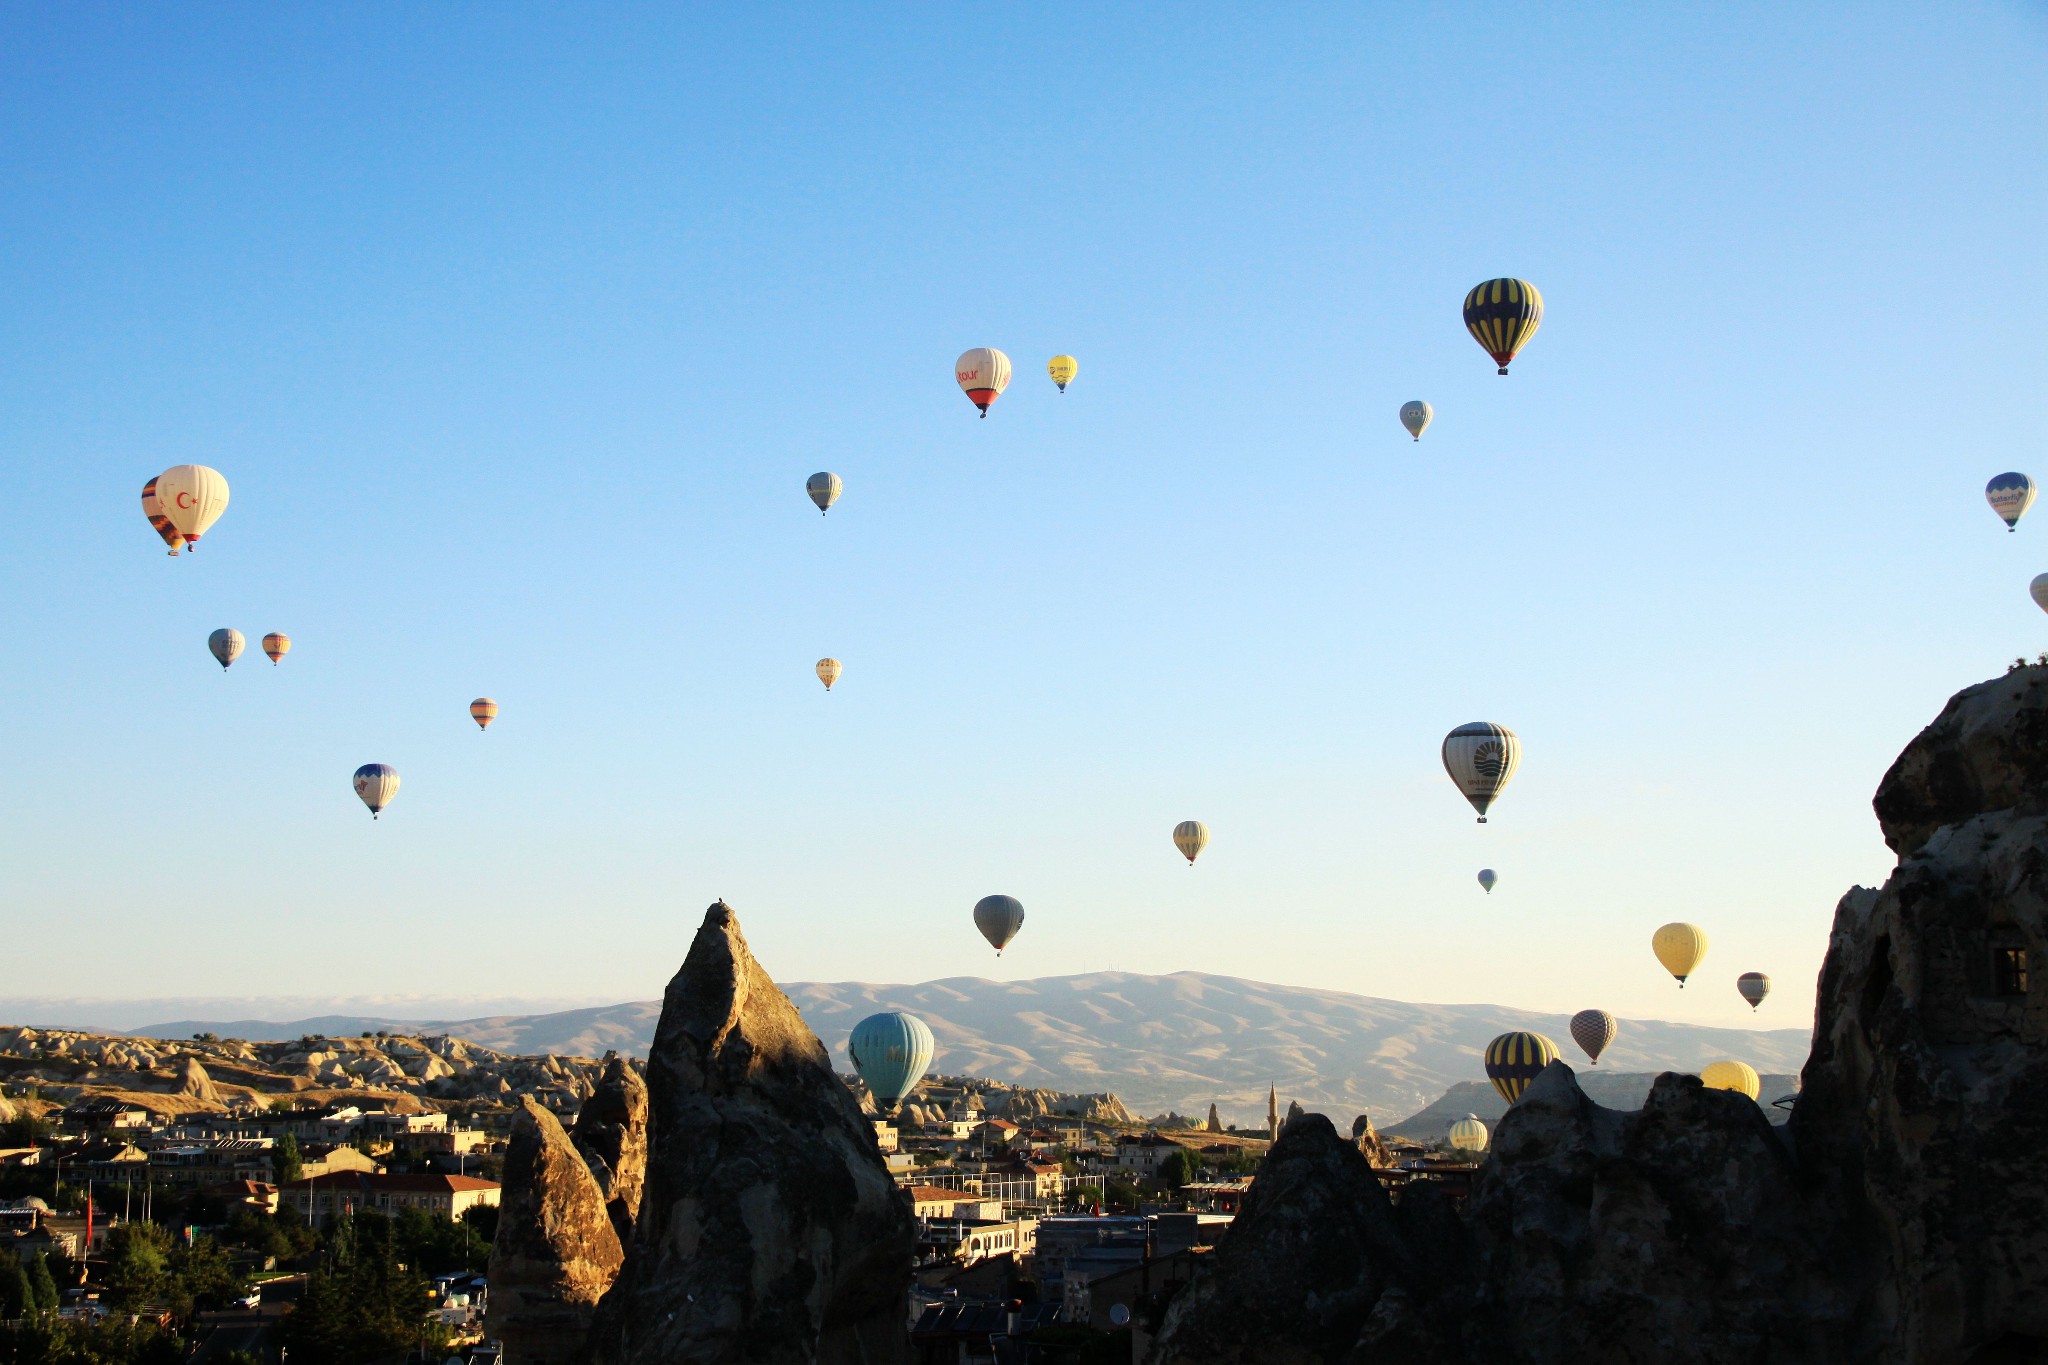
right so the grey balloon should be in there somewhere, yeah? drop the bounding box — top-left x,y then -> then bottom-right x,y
973,894 -> 1025,955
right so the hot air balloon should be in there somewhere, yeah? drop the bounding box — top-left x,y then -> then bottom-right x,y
208,629 -> 244,670
1477,869 -> 1497,894
1699,1060 -> 1760,1100
807,472 -> 843,515
1737,972 -> 1771,1010
1569,1008 -> 1617,1064
1653,922 -> 1709,987
154,465 -> 230,549
261,633 -> 290,665
2031,575 -> 2048,616
848,1011 -> 935,1111
1987,473 -> 2036,531
973,894 -> 1025,955
816,658 -> 842,691
140,478 -> 185,556
1462,278 -> 1543,375
1048,355 -> 1078,392
1442,723 -> 1521,822
1399,400 -> 1433,441
1173,821 -> 1209,866
353,763 -> 400,820
470,698 -> 498,731
955,348 -> 1012,417
1447,1114 -> 1489,1153
1484,1031 -> 1559,1105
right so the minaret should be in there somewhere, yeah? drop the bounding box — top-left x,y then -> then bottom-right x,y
1267,1084 -> 1279,1143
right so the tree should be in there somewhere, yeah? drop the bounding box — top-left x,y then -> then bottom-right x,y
276,1212 -> 447,1365
1157,1147 -> 1204,1191
26,1253 -> 57,1314
273,1132 -> 303,1185
104,1222 -> 173,1308
0,1253 -> 29,1318
0,1113 -> 53,1148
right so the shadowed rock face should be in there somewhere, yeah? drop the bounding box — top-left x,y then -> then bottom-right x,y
570,1053 -> 648,1246
486,1097 -> 625,1365
582,902 -> 914,1365
1795,669 -> 2048,1362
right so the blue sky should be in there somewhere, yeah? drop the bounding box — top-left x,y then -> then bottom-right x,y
2,4 -> 2042,1035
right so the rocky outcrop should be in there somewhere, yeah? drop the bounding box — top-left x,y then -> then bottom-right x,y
1350,1114 -> 1394,1168
1144,670 -> 2048,1365
583,903 -> 914,1365
1793,668 -> 2048,1362
570,1053 -> 648,1246
487,1097 -> 625,1365
175,1056 -> 221,1104
1152,1114 -> 1411,1364
999,1087 -> 1136,1125
1207,1103 -> 1225,1133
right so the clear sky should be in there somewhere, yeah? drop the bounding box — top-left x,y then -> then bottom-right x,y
3,4 -> 2043,1035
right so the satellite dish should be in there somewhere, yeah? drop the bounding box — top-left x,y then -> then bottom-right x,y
1108,1304 -> 1131,1327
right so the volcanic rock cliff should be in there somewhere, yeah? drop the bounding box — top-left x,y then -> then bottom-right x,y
1149,670 -> 2048,1365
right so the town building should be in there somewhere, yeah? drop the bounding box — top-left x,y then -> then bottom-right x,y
280,1173 -> 499,1228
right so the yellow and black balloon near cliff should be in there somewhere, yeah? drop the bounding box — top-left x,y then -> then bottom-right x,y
1485,1030 -> 1560,1104
1463,278 -> 1544,375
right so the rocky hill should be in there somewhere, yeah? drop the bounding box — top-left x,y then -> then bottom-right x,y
1386,1072 -> 1800,1140
119,976 -> 1807,1124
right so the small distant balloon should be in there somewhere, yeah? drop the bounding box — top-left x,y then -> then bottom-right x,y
1699,1060 -> 1760,1101
1399,400 -> 1433,441
1442,723 -> 1521,823
353,763 -> 400,820
140,478 -> 185,556
154,465 -> 230,548
807,472 -> 843,515
1986,473 -> 2036,531
1048,355 -> 1078,392
261,633 -> 290,665
1462,278 -> 1544,375
973,894 -> 1025,955
848,1011 -> 935,1111
1477,868 -> 1497,894
1447,1113 -> 1489,1153
1484,1031 -> 1559,1105
955,348 -> 1013,417
1172,820 -> 1209,866
2030,574 -> 2048,616
1652,923 -> 1709,986
816,658 -> 842,691
470,698 -> 498,731
1736,972 -> 1771,1010
1569,1008 -> 1616,1064
208,628 -> 244,670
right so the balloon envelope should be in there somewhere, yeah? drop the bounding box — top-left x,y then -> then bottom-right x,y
1173,820 -> 1209,865
1569,1009 -> 1617,1064
1399,400 -> 1433,440
1462,278 -> 1544,374
1652,923 -> 1709,986
973,894 -> 1025,954
261,632 -> 290,664
470,698 -> 498,731
848,1011 -> 935,1110
807,472 -> 843,515
1987,473 -> 2036,530
1477,868 -> 1497,894
154,465 -> 230,546
955,348 -> 1012,416
208,628 -> 244,670
2031,574 -> 2048,616
816,658 -> 842,691
1047,355 -> 1078,391
1447,1114 -> 1489,1153
140,478 -> 185,555
1442,723 -> 1521,822
353,763 -> 400,819
1700,1060 -> 1760,1100
1484,1031 -> 1559,1105
1737,971 -> 1771,1010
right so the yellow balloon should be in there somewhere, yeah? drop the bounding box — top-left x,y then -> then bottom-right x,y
1699,1060 -> 1759,1100
1048,355 -> 1078,392
1652,922 -> 1709,986
816,658 -> 843,691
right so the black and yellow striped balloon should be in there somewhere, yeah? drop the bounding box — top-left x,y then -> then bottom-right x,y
1484,1030 -> 1560,1104
1462,278 -> 1544,374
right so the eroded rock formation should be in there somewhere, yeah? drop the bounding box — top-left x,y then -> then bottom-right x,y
570,1053 -> 648,1246
582,902 -> 914,1364
1148,670 -> 2048,1364
486,1097 -> 625,1365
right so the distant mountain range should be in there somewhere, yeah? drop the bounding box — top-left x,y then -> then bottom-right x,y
106,971 -> 1809,1125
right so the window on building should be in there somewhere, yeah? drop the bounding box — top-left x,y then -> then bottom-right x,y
1994,947 -> 2029,996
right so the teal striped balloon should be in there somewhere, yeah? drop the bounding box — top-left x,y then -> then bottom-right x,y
848,1011 -> 935,1110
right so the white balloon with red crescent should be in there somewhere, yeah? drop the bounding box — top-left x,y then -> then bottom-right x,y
154,465 -> 231,548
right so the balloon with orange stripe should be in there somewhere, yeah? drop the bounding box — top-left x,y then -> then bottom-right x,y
470,698 -> 498,731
